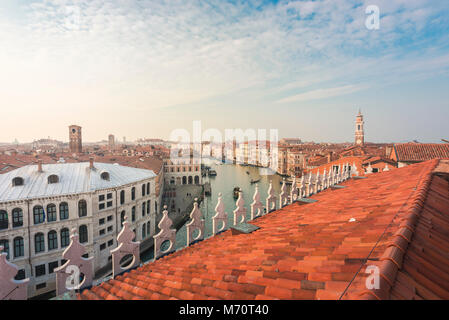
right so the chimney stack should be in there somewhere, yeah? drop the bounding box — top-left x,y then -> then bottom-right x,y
37,159 -> 43,173
89,157 -> 94,169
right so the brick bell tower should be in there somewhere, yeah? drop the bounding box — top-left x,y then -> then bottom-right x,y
69,125 -> 82,154
355,110 -> 365,146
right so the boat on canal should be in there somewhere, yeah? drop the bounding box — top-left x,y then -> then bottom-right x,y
233,187 -> 240,199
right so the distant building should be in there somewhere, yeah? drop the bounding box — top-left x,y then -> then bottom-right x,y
390,143 -> 449,167
136,138 -> 165,146
355,110 -> 365,146
280,138 -> 302,145
69,125 -> 82,154
108,134 -> 115,148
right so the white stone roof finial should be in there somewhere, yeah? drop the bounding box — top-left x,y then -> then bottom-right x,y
212,193 -> 228,235
251,184 -> 264,220
186,198 -> 204,245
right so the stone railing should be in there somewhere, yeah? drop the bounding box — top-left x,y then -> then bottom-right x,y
0,162 -> 355,300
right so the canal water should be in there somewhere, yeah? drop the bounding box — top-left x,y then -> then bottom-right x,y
140,159 -> 285,262
172,159 -> 285,250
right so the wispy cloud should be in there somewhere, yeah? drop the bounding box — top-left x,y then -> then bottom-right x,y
276,85 -> 366,103
0,0 -> 448,141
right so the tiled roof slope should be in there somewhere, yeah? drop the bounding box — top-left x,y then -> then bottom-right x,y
394,143 -> 449,162
79,160 -> 447,300
346,160 -> 449,300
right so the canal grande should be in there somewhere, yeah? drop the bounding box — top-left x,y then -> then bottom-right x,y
140,159 -> 285,262
173,159 -> 285,249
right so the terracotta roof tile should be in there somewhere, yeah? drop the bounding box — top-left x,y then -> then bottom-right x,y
394,143 -> 449,162
80,159 -> 448,300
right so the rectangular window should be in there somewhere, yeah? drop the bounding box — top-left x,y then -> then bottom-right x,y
99,229 -> 105,236
107,201 -> 113,208
107,193 -> 113,199
99,218 -> 105,225
107,215 -> 113,221
99,203 -> 105,210
36,283 -> 46,290
99,195 -> 105,202
100,243 -> 106,251
35,264 -> 46,277
107,240 -> 113,247
48,261 -> 59,274
107,226 -> 113,232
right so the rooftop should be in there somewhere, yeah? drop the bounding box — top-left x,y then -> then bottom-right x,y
0,153 -> 163,174
0,162 -> 157,202
79,159 -> 449,300
393,143 -> 449,163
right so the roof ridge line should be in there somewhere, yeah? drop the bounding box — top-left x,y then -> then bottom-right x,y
338,159 -> 440,300
351,159 -> 440,300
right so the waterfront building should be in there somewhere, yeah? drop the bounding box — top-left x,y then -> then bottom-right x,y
0,158 -> 160,298
163,155 -> 201,186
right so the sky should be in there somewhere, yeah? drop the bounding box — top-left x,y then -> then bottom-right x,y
0,0 -> 448,143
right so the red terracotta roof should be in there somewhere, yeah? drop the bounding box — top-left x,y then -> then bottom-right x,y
0,153 -> 163,174
306,156 -> 367,176
79,159 -> 448,300
394,143 -> 449,163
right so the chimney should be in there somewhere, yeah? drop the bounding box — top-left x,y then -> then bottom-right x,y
37,159 -> 43,173
89,157 -> 94,169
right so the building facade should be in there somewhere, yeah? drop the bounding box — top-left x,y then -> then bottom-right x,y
163,156 -> 201,186
69,125 -> 82,154
0,160 -> 161,298
355,111 -> 365,146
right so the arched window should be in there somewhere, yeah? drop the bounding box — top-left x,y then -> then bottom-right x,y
120,211 -> 125,227
132,206 -> 136,222
33,206 -> 45,225
146,183 -> 150,195
142,224 -> 146,239
147,222 -> 150,237
194,175 -> 199,185
78,200 -> 87,217
34,233 -> 45,253
142,202 -> 146,217
48,230 -> 58,250
12,208 -> 23,228
48,174 -> 59,184
0,239 -> 9,259
60,228 -> 70,248
0,210 -> 8,230
47,204 -> 57,222
142,184 -> 146,197
79,225 -> 88,243
182,176 -> 187,185
100,171 -> 110,181
147,200 -> 150,214
155,201 -> 157,213
59,202 -> 69,220
120,190 -> 125,205
13,237 -> 24,258
12,177 -> 24,186
188,176 -> 193,184
131,187 -> 136,200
